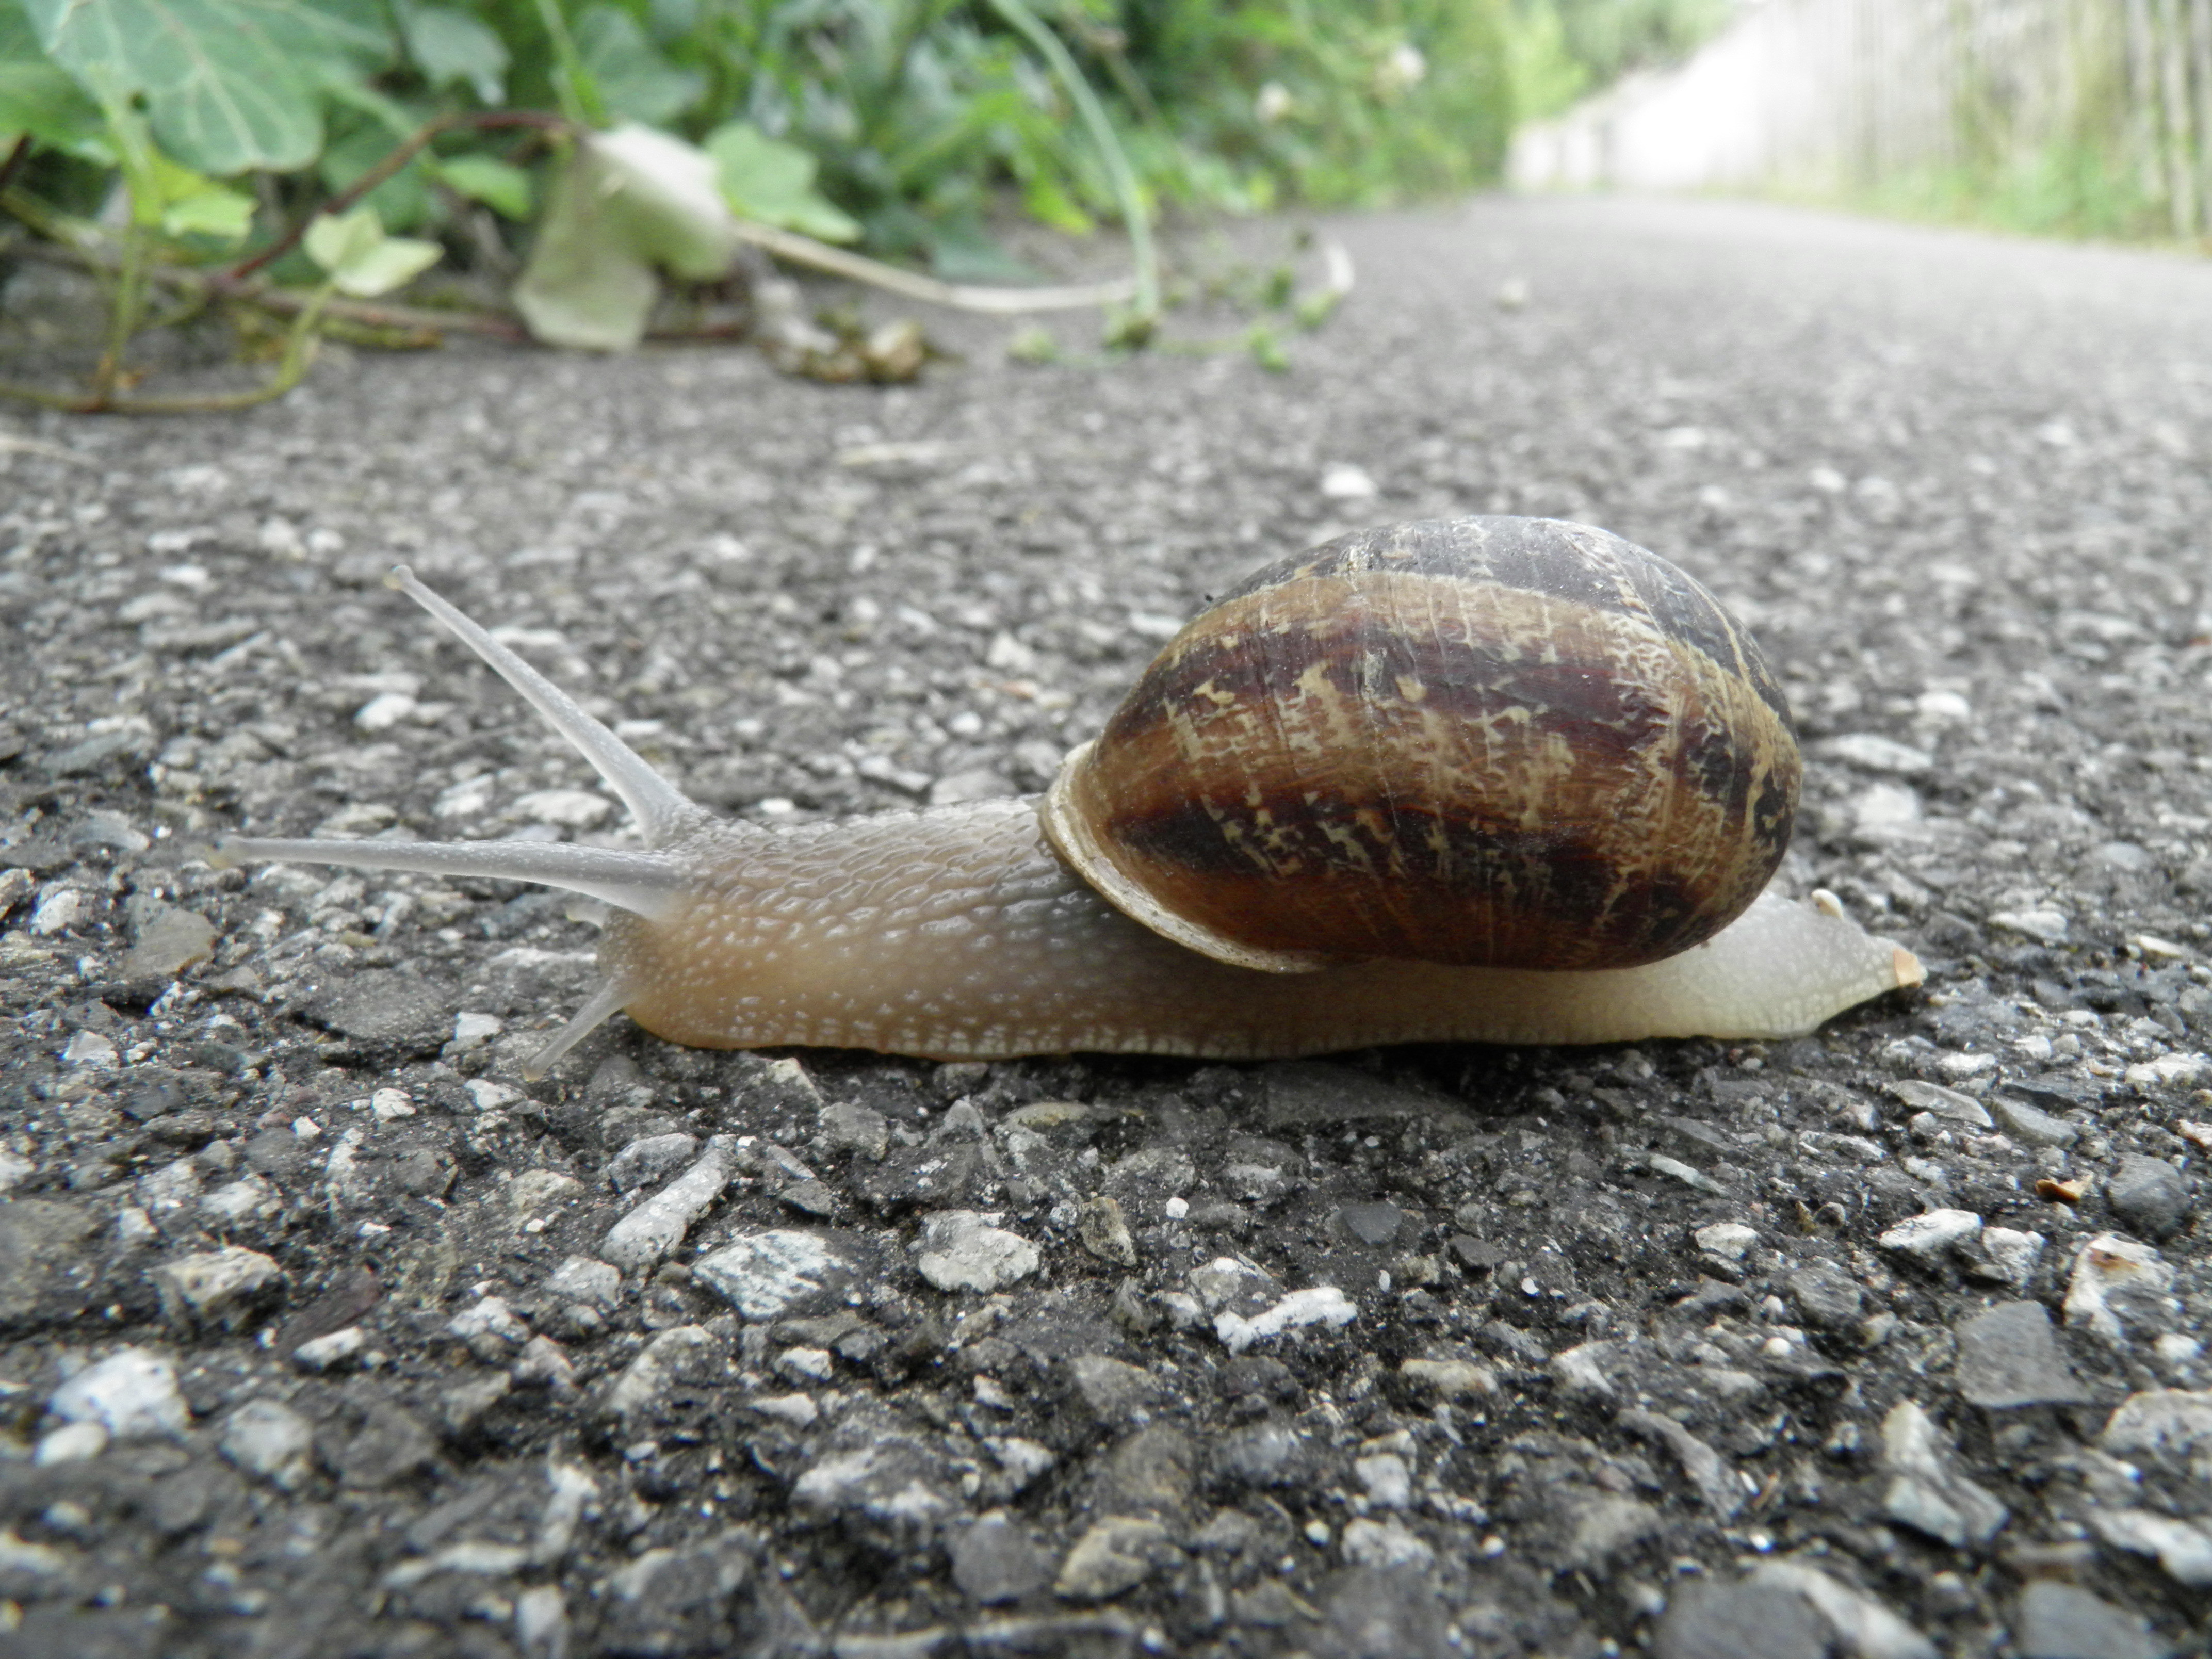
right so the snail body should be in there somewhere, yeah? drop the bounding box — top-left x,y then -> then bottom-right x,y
225,518 -> 1921,1077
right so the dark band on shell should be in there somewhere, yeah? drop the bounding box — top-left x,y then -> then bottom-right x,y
1043,517 -> 1800,973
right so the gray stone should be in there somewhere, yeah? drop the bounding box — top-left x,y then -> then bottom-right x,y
693,1230 -> 857,1320
1657,1562 -> 1938,1659
547,1255 -> 621,1309
1784,1263 -> 1864,1330
149,1246 -> 285,1330
2087,1508 -> 2212,1587
298,971 -> 456,1057
1259,1061 -> 1471,1130
601,1135 -> 736,1271
914,1210 -> 1039,1293
1076,1196 -> 1137,1266
219,1398 -> 315,1488
1053,1515 -> 1177,1600
1336,1200 -> 1403,1245
2099,1388 -> 2212,1471
1656,1572 -> 1830,1659
1323,1565 -> 1452,1659
50,1348 -> 189,1439
1885,1080 -> 1992,1127
791,1426 -> 958,1537
2012,1581 -> 2168,1659
1065,1354 -> 1162,1425
119,905 -> 218,980
604,1325 -> 728,1420
1879,1400 -> 2008,1547
2065,1233 -> 2178,1344
1877,1209 -> 1983,1262
0,1199 -> 99,1330
1954,1301 -> 2091,1408
605,1132 -> 700,1193
1989,1092 -> 2078,1146
816,1102 -> 889,1161
335,1400 -> 437,1488
2108,1154 -> 2190,1241
951,1512 -> 1052,1604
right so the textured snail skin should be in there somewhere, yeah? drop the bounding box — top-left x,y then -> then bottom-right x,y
222,543 -> 1922,1077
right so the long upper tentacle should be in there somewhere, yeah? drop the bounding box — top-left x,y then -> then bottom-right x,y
387,565 -> 702,846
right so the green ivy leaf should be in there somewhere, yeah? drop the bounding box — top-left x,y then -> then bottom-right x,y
148,150 -> 252,240
433,152 -> 530,220
20,0 -> 389,175
303,201 -> 438,296
705,121 -> 859,245
576,3 -> 701,127
397,4 -> 504,104
0,59 -> 106,156
513,126 -> 736,351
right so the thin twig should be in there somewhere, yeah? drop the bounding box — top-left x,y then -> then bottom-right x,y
227,110 -> 572,283
0,137 -> 31,199
727,218 -> 1136,314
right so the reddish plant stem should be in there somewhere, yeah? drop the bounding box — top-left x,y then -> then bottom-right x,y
225,109 -> 573,283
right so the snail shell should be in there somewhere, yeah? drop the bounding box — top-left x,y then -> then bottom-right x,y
1044,517 -> 1800,973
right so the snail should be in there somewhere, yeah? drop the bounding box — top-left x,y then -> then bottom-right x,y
223,516 -> 1922,1078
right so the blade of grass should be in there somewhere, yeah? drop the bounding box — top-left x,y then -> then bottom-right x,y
981,0 -> 1158,332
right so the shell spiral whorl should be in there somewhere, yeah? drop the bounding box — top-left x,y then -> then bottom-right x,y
1042,516 -> 1801,974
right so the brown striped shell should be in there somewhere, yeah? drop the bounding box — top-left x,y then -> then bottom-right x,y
1040,516 -> 1800,974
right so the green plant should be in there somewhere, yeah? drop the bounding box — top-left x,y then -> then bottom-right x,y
0,0 -> 1526,408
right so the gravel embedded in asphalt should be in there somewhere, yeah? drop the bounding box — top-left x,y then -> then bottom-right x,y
0,192 -> 2208,1656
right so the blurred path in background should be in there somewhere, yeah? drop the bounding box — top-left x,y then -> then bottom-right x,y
1509,0 -> 2211,245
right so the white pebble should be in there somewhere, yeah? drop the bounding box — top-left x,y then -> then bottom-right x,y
50,1348 -> 189,1439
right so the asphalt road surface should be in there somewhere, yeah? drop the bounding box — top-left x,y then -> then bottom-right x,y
1,192 -> 2208,1658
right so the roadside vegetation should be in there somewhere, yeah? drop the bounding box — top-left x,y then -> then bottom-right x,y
0,0 -> 1728,410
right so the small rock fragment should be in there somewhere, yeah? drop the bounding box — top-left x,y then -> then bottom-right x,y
1215,1286 -> 1356,1354
2065,1232 -> 2178,1344
1077,1196 -> 1137,1267
150,1246 -> 285,1330
605,1133 -> 700,1193
1054,1515 -> 1176,1600
120,905 -> 218,979
1398,1358 -> 1495,1398
2011,1581 -> 2167,1659
219,1398 -> 315,1488
1336,1200 -> 1403,1245
1879,1399 -> 2008,1547
817,1102 -> 890,1161
1988,1093 -> 2077,1147
951,1511 -> 1052,1604
2099,1388 -> 2212,1471
2087,1507 -> 2212,1587
915,1210 -> 1039,1293
1784,1263 -> 1863,1330
603,1325 -> 728,1420
600,1135 -> 736,1271
2107,1154 -> 2191,1241
693,1230 -> 856,1320
1885,1081 -> 1991,1127
50,1348 -> 189,1439
1657,1559 -> 1938,1659
1953,1301 -> 2091,1408
547,1256 -> 621,1309
292,1326 -> 368,1371
1974,1226 -> 2045,1290
1877,1209 -> 1982,1263
1340,1518 -> 1433,1569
